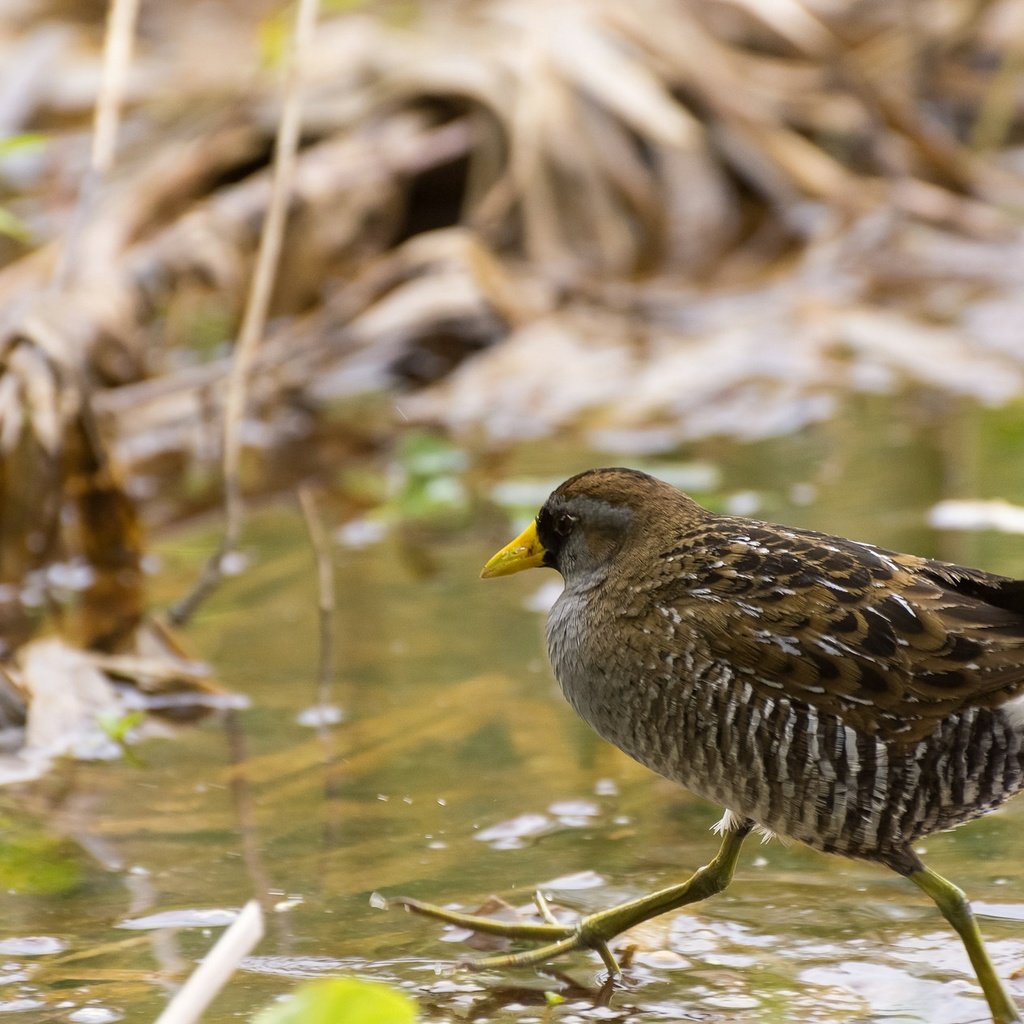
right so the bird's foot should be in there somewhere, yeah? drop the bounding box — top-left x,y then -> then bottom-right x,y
387,890 -> 623,972
386,822 -> 753,972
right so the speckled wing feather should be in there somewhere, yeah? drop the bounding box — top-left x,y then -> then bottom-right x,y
646,520 -> 1024,743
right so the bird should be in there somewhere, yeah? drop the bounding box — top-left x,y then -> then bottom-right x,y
391,467 -> 1024,1024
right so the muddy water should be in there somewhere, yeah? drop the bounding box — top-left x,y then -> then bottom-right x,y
2,392 -> 1024,1023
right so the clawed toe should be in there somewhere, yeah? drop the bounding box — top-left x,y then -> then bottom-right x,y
387,893 -> 574,943
385,892 -> 629,969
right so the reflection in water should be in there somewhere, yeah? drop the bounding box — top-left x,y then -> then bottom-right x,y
0,394 -> 1023,1020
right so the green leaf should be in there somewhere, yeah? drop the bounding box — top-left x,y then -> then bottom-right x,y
391,431 -> 471,525
396,431 -> 467,479
98,710 -> 145,745
253,978 -> 417,1024
0,133 -> 47,158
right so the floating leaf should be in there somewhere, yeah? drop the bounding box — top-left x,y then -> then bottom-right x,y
253,978 -> 416,1024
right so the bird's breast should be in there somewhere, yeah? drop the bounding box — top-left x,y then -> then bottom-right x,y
545,585 -> 708,766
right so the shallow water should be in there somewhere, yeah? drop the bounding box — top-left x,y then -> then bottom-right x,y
3,392 -> 1024,1023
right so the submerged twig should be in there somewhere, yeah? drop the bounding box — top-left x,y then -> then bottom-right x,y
170,0 -> 320,625
298,484 -> 336,712
222,708 -> 277,919
297,484 -> 344,847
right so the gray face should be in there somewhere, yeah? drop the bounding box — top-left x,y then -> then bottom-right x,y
536,494 -> 633,587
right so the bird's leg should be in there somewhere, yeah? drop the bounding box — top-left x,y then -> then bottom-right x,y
909,866 -> 1021,1024
389,821 -> 753,971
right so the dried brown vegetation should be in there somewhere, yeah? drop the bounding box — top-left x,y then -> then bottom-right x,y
1,0 -> 1024,745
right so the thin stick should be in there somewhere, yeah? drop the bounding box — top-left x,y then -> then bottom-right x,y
51,0 -> 141,291
91,0 -> 140,176
170,0 -> 320,625
152,900 -> 265,1024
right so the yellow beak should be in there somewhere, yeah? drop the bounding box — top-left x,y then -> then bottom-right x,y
480,520 -> 548,578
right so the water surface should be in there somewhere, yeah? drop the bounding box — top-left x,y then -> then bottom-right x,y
2,392 -> 1024,1023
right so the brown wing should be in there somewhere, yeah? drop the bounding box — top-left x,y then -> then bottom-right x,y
647,520 -> 1024,743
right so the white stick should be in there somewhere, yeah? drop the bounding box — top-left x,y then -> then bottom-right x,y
153,900 -> 265,1024
51,0 -> 141,291
92,0 -> 141,175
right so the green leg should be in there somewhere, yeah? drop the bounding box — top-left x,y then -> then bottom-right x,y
389,821 -> 752,971
909,866 -> 1021,1024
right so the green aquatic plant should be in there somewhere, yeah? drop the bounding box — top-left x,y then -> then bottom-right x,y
254,978 -> 417,1024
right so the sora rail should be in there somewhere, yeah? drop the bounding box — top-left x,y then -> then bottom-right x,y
392,468 -> 1024,1024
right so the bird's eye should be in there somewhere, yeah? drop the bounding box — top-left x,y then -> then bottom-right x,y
553,513 -> 576,537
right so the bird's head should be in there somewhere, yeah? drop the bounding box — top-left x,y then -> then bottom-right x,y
481,468 -> 707,585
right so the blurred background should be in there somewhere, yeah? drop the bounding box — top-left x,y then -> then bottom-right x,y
2,0 -> 1024,1021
